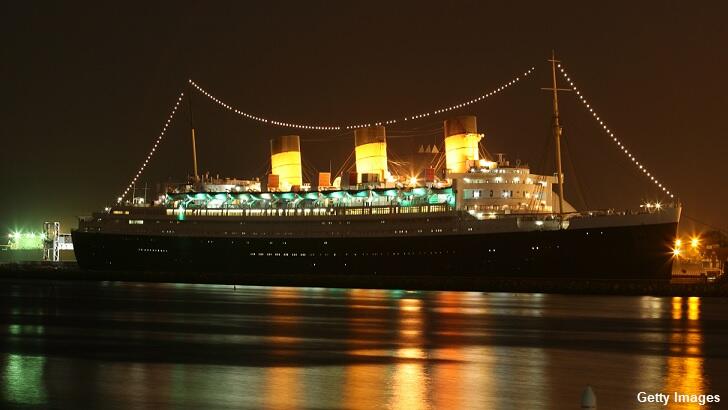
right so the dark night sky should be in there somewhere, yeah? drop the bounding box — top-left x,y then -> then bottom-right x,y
1,1 -> 726,233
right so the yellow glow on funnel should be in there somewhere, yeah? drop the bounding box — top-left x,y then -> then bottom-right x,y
355,142 -> 387,181
445,133 -> 481,174
271,151 -> 302,191
270,135 -> 303,191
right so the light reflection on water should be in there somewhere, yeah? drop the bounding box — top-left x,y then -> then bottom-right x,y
265,287 -> 303,410
1,281 -> 727,409
390,298 -> 427,410
2,354 -> 46,406
665,296 -> 705,410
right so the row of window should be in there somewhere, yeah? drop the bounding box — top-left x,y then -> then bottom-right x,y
247,250 -> 452,257
464,176 -> 541,184
470,190 -> 544,199
476,168 -> 528,174
165,205 -> 453,218
139,227 -> 457,237
135,244 -> 585,256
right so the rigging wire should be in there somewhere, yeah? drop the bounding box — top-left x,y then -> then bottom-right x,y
334,150 -> 355,180
389,128 -> 444,137
187,66 -> 535,131
682,214 -> 728,235
386,149 -> 412,177
429,141 -> 447,171
252,158 -> 271,183
301,157 -> 319,186
560,131 -> 590,210
117,91 -> 185,202
558,63 -> 675,199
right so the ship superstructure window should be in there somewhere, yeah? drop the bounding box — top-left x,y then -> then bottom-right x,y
129,220 -> 144,224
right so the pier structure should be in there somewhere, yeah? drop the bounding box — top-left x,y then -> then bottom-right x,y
43,222 -> 73,262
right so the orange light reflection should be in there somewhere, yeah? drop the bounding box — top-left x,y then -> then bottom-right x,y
263,288 -> 301,410
389,298 -> 428,410
672,297 -> 682,320
665,297 -> 704,409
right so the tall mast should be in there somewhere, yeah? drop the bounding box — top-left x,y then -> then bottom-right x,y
187,83 -> 199,182
542,50 -> 568,217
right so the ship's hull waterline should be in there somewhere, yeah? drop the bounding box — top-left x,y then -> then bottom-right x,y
72,220 -> 678,279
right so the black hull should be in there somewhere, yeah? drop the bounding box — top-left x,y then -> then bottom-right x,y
72,222 -> 677,280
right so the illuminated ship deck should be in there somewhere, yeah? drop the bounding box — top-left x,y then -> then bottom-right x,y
73,187 -> 680,279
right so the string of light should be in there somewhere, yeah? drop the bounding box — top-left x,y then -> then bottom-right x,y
557,64 -> 675,199
117,91 -> 185,203
187,66 -> 535,131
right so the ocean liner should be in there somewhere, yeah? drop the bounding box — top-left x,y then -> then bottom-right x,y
72,58 -> 680,279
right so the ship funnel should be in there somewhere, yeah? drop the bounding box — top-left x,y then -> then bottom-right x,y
354,125 -> 388,183
444,115 -> 482,174
270,135 -> 303,191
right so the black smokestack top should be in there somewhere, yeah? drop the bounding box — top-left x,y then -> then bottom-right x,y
444,116 -> 477,137
270,135 -> 301,155
354,125 -> 386,146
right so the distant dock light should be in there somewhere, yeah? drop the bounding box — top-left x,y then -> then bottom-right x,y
690,236 -> 700,249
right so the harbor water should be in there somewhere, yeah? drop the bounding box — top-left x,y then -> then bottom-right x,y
2,280 -> 727,409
